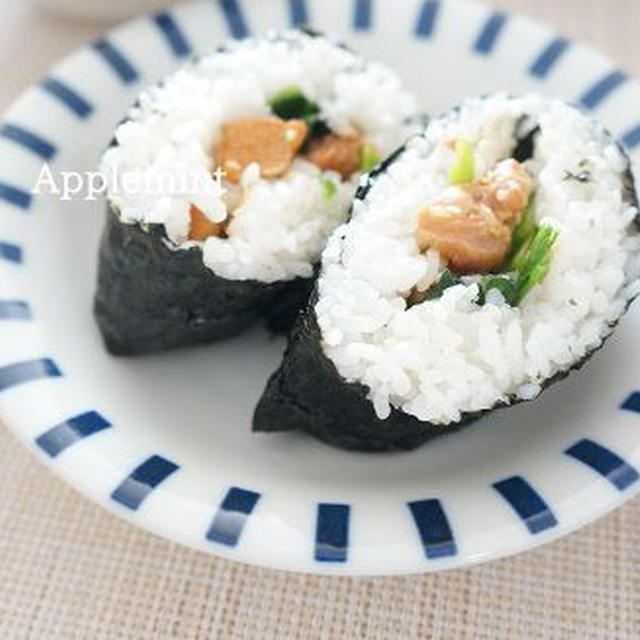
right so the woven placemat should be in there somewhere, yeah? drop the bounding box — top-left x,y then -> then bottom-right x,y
0,425 -> 638,639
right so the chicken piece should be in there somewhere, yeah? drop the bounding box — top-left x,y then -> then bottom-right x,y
304,133 -> 364,179
475,159 -> 533,226
417,158 -> 533,273
417,203 -> 512,274
188,204 -> 226,241
215,116 -> 308,183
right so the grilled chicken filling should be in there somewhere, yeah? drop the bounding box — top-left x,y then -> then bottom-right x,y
417,158 -> 533,274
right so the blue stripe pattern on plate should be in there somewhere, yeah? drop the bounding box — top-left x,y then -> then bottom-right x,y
36,411 -> 112,458
353,0 -> 372,30
288,0 -> 309,27
621,392 -> 640,413
0,300 -> 31,320
0,358 -> 61,393
474,12 -> 507,54
111,455 -> 180,510
218,0 -> 249,39
579,70 -> 628,110
315,503 -> 350,563
493,476 -> 558,534
92,39 -> 140,84
0,242 -> 22,263
621,124 -> 640,150
0,182 -> 32,210
415,0 -> 440,38
0,124 -> 57,160
408,499 -> 457,559
41,78 -> 93,119
206,487 -> 261,547
529,37 -> 570,78
153,12 -> 192,58
565,439 -> 640,491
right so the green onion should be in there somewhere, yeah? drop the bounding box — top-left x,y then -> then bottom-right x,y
424,269 -> 461,301
479,275 -> 519,306
320,177 -> 337,201
476,226 -> 558,307
360,142 -> 380,173
514,225 -> 559,303
506,196 -> 537,267
475,225 -> 557,307
269,86 -> 319,122
509,240 -> 530,273
447,139 -> 475,185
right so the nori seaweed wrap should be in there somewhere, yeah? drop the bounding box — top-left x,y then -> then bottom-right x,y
254,94 -> 640,451
94,207 -> 311,354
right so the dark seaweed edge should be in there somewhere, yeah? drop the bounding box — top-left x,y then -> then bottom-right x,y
253,103 -> 640,452
94,203 -> 311,355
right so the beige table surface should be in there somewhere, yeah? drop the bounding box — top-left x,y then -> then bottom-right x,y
1,1 -> 640,638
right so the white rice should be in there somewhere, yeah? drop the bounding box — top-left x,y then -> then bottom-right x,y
316,94 -> 640,425
100,31 -> 419,283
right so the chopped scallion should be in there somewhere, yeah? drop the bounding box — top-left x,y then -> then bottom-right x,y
320,177 -> 337,200
269,86 -> 319,122
447,139 -> 475,185
506,196 -> 537,267
360,142 -> 380,173
424,269 -> 461,301
479,275 -> 519,306
514,225 -> 559,303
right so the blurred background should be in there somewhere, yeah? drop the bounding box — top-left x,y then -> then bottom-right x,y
1,0 -> 639,110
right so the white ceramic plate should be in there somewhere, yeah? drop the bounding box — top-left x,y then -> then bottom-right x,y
2,0 -> 640,576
